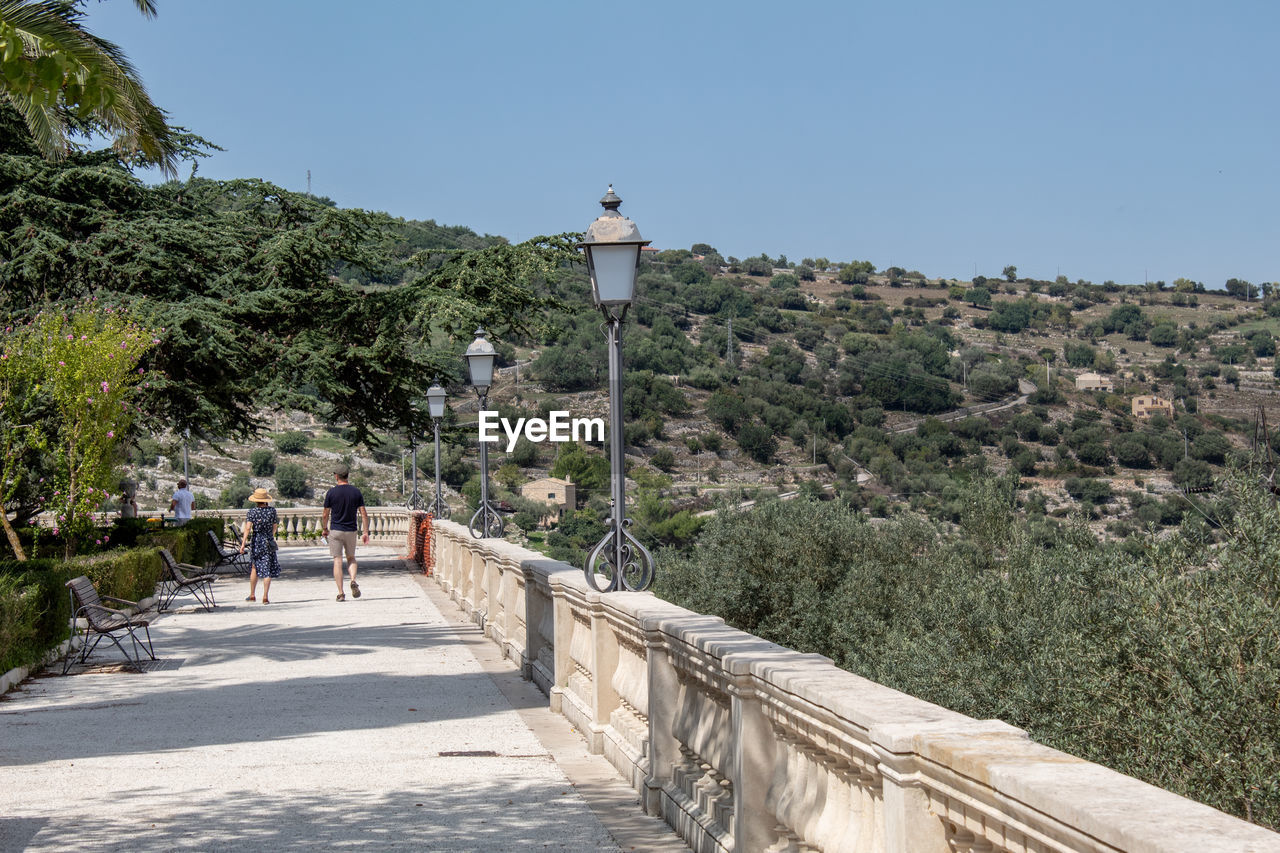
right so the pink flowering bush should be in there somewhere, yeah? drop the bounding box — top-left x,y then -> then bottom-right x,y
1,308 -> 156,559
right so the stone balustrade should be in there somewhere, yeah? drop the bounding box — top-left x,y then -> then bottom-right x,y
194,506 -> 409,547
430,519 -> 1280,853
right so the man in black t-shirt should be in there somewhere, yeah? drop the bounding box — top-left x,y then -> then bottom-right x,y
321,467 -> 369,602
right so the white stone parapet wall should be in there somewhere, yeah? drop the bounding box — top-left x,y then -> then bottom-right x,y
431,519 -> 1280,853
194,507 -> 409,547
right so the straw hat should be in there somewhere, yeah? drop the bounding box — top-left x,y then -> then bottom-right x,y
248,488 -> 273,504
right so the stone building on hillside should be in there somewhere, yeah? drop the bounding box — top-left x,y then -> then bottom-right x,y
520,476 -> 576,525
1132,395 -> 1174,419
1075,372 -> 1114,392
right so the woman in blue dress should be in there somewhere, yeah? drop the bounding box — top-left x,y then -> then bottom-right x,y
239,487 -> 281,604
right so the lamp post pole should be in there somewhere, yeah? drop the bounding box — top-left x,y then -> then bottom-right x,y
592,308 -> 647,590
408,438 -> 423,510
425,382 -> 449,519
579,186 -> 655,592
476,389 -> 496,535
464,332 -> 503,539
431,418 -> 448,517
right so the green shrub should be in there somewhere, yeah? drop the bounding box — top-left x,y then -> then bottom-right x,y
77,548 -> 166,604
510,437 -> 540,468
10,516 -> 169,561
138,517 -> 221,567
106,517 -> 161,549
651,448 -> 677,472
656,469 -> 1280,829
249,448 -> 277,476
274,431 -> 310,454
0,562 -> 64,673
275,462 -> 308,498
736,421 -> 777,463
220,473 -> 253,508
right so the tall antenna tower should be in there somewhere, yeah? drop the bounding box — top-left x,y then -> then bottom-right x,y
725,318 -> 734,366
306,170 -> 312,196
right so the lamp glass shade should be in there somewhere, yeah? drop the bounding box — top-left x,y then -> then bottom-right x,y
425,383 -> 446,419
586,242 -> 642,306
464,330 -> 496,393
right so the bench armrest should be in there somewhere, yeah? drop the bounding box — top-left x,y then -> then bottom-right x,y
76,602 -> 132,622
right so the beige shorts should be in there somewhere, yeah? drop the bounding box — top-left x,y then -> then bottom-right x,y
328,530 -> 357,561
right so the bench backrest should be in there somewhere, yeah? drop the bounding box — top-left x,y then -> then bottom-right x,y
157,548 -> 185,581
207,529 -> 228,552
66,575 -> 101,610
65,575 -> 116,629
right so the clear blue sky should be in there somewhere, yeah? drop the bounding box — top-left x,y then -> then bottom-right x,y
84,0 -> 1277,287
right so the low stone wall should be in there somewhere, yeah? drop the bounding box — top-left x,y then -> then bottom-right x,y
431,519 -> 1280,853
194,507 -> 409,547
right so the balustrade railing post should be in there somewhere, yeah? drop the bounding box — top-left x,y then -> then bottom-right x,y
519,564 -> 540,683
873,749 -> 945,853
490,557 -> 509,646
549,577 -> 574,715
641,618 -> 679,818
588,600 -> 620,754
870,720 -> 1022,853
730,673 -> 779,853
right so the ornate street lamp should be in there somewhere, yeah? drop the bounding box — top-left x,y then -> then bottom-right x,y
578,185 -> 654,592
425,382 -> 450,519
464,329 -> 503,538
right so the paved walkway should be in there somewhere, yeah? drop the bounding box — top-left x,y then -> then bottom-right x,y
0,547 -> 687,852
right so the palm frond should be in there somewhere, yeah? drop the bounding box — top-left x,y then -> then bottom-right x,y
0,0 -> 177,175
5,85 -> 65,158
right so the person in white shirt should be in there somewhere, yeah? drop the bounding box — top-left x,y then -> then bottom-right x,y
170,478 -> 195,526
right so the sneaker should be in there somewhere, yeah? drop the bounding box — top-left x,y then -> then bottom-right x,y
350,580 -> 361,598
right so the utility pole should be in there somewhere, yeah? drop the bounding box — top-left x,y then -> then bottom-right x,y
307,169 -> 311,195
725,318 -> 734,366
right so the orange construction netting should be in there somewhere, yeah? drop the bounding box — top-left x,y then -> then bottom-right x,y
408,511 -> 433,575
